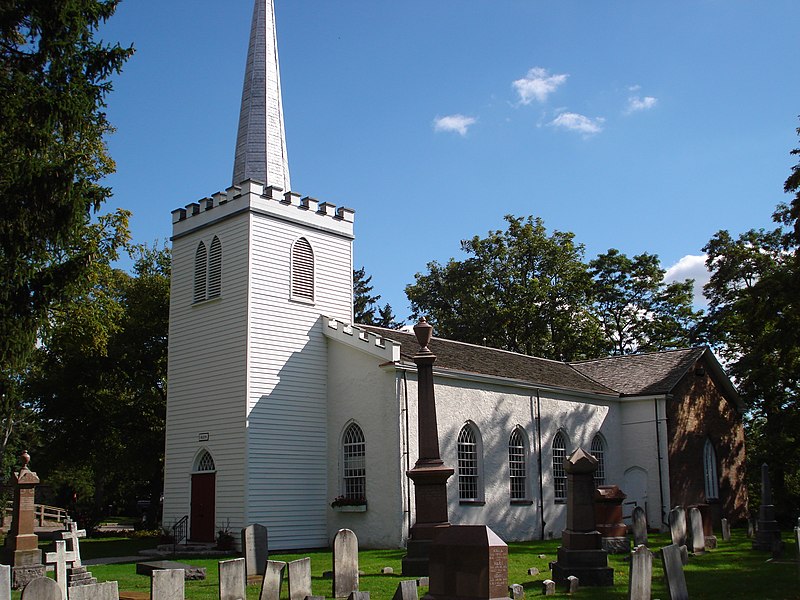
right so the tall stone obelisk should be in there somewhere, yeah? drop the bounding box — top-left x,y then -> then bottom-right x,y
3,451 -> 45,588
402,319 -> 454,576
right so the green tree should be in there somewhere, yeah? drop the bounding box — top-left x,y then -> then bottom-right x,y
406,215 -> 604,360
589,249 -> 701,355
354,266 -> 399,328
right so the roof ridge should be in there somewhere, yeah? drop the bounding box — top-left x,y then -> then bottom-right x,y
570,346 -> 706,365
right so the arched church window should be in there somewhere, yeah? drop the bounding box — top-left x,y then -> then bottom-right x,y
457,423 -> 482,501
591,434 -> 606,487
194,242 -> 208,303
342,422 -> 366,500
508,427 -> 528,501
552,431 -> 567,502
291,237 -> 315,302
196,450 -> 215,472
208,236 -> 222,299
703,438 -> 719,500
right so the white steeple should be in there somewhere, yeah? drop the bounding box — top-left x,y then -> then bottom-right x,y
232,0 -> 291,191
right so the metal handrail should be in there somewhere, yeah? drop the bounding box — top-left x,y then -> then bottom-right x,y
172,515 -> 188,554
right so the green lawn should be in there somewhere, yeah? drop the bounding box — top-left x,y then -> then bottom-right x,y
12,529 -> 800,599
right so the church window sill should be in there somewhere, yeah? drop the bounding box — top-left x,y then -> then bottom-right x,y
511,500 -> 534,506
333,505 -> 367,513
458,500 -> 486,506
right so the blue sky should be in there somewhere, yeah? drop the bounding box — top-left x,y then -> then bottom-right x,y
100,1 -> 799,320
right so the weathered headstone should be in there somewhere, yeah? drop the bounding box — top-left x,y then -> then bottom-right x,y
594,486 -> 629,554
381,567 -> 394,575
219,557 -> 246,600
628,545 -> 652,600
660,544 -> 688,600
0,565 -> 9,600
687,507 -> 705,554
509,583 -> 524,599
721,518 -> 731,542
287,558 -> 312,600
416,577 -> 429,588
392,580 -> 418,600
746,517 -> 754,538
152,569 -> 184,600
44,540 -> 75,600
426,525 -> 507,600
692,504 -> 716,549
67,581 -> 119,600
347,592 -> 369,600
527,568 -> 539,576
136,561 -> 206,580
565,575 -> 579,593
668,507 -> 687,547
20,577 -> 61,600
541,580 -> 555,596
753,463 -> 782,552
259,560 -> 286,600
241,524 -> 269,577
550,448 -> 613,587
333,529 -> 359,598
4,452 -> 45,589
795,519 -> 800,558
632,506 -> 648,547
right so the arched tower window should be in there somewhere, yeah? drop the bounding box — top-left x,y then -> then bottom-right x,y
291,237 -> 315,302
208,236 -> 222,299
703,438 -> 719,500
194,242 -> 208,303
195,449 -> 215,472
457,423 -> 482,501
508,427 -> 528,501
591,434 -> 606,487
552,431 -> 567,502
342,422 -> 366,500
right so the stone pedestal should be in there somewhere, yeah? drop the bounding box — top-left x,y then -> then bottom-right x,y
594,486 -> 629,554
2,452 -> 45,589
550,448 -> 613,587
753,464 -> 782,552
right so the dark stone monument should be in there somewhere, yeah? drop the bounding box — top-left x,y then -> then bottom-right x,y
2,452 -> 45,589
425,525 -> 508,600
752,463 -> 782,552
593,485 -> 629,554
550,448 -> 613,587
402,319 -> 454,576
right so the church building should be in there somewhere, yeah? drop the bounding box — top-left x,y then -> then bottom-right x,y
162,0 -> 747,550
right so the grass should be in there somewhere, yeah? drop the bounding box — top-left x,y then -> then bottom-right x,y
11,529 -> 800,599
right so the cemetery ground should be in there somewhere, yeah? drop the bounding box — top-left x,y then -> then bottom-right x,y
6,529 -> 799,599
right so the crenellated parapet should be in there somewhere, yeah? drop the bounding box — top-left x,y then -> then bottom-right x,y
171,179 -> 355,239
322,316 -> 401,363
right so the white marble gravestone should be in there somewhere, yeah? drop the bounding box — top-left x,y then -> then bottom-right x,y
242,524 -> 269,577
669,507 -> 687,547
287,558 -> 312,600
0,565 -> 10,600
67,581 -> 119,600
333,529 -> 359,598
259,560 -> 286,600
688,507 -> 706,554
21,577 -> 61,600
392,580 -> 418,600
628,545 -> 652,600
632,506 -> 648,547
660,544 -> 688,600
44,540 -> 75,600
152,569 -> 184,600
219,558 -> 246,600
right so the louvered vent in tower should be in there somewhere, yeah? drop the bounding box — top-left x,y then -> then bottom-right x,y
291,237 -> 314,302
208,236 -> 222,299
194,242 -> 208,303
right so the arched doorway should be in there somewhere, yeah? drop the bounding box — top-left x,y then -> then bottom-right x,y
190,449 -> 216,542
622,466 -> 648,524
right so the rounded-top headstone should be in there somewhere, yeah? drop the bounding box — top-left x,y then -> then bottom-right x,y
21,576 -> 62,600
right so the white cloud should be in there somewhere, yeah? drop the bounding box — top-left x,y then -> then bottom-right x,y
625,95 -> 658,114
433,114 -> 477,136
512,67 -> 568,105
549,112 -> 605,136
664,254 -> 710,305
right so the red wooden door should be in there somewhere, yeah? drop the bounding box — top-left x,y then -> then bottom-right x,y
190,473 -> 216,542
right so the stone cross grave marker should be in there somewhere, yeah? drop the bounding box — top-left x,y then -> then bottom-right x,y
219,557 -> 246,600
721,518 -> 731,542
67,581 -> 119,600
242,523 -> 269,577
392,580 -> 418,600
55,518 -> 87,567
333,529 -> 359,598
660,544 -> 688,600
0,564 -> 9,600
668,507 -> 686,547
20,577 -> 61,600
628,544 -> 652,600
259,560 -> 286,600
152,569 -> 184,600
632,506 -> 648,547
287,557 -> 312,600
44,540 -> 75,600
688,507 -> 705,554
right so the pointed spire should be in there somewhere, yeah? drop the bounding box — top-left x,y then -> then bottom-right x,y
232,0 -> 291,191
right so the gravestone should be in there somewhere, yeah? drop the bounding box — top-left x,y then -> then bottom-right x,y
753,463 -> 782,552
631,506 -> 648,547
381,567 -> 394,575
67,581 -> 120,600
660,544 -> 688,600
54,518 -> 96,589
287,557 -> 312,600
795,520 -> 800,559
4,452 -> 45,589
526,568 -> 539,576
20,577 -> 61,600
44,540 -> 75,600
392,580 -> 418,600
152,569 -> 184,600
594,486 -> 629,554
509,583 -> 524,599
0,565 -> 8,600
259,560 -> 286,600
347,592 -> 369,600
628,545 -> 652,600
219,558 -> 246,600
541,580 -> 555,596
426,525 -> 508,600
721,518 -> 731,542
668,507 -> 687,547
691,504 -> 716,549
242,524 -> 269,577
333,529 -> 359,598
746,517 -> 754,538
416,577 -> 429,588
687,507 -> 705,554
565,575 -> 579,593
550,448 -> 613,587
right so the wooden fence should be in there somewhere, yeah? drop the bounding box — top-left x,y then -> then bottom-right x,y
1,501 -> 68,527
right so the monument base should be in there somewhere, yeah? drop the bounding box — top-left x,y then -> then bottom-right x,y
601,536 -> 631,554
402,539 -> 433,576
11,564 -> 46,590
752,521 -> 782,551
551,547 -> 614,587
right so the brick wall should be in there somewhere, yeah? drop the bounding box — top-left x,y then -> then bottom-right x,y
666,356 -> 748,524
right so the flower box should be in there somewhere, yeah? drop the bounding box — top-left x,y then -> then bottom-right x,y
333,504 -> 367,513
